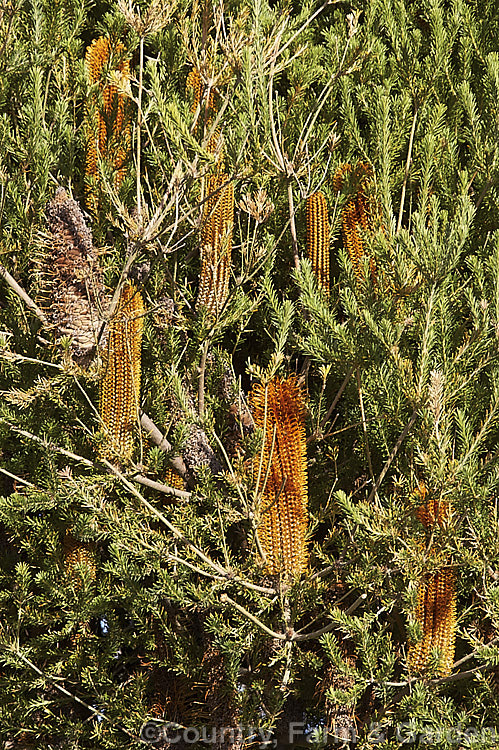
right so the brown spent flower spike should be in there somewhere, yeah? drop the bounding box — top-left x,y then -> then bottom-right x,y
408,484 -> 456,677
334,161 -> 377,283
306,191 -> 330,293
36,187 -> 105,364
250,376 -> 308,577
100,283 -> 144,461
85,37 -> 131,213
196,174 -> 234,316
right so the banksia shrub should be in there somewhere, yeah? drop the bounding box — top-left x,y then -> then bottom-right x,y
408,484 -> 456,676
36,187 -> 105,363
306,191 -> 330,293
250,376 -> 308,577
85,37 -> 131,212
196,174 -> 234,315
100,283 -> 144,461
334,161 -> 377,283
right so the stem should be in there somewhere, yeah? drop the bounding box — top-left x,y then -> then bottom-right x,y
5,421 -> 190,500
292,593 -> 366,641
103,458 -> 228,577
198,339 -> 210,420
220,593 -> 286,640
7,647 -> 140,741
132,473 -> 190,500
136,35 -> 144,219
139,411 -> 191,484
355,368 -> 375,497
366,406 -> 419,504
288,181 -> 299,269
306,365 -> 355,443
0,467 -> 35,488
0,264 -> 48,325
396,107 -> 418,234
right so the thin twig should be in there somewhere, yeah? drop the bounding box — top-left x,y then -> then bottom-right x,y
366,406 -> 420,504
307,365 -> 355,443
355,367 -> 375,498
5,422 -> 190,500
220,593 -> 287,640
6,646 -> 140,741
0,467 -> 35,488
396,107 -> 418,234
198,338 -> 210,420
0,264 -> 48,325
292,593 -> 367,641
103,458 -> 228,576
288,181 -> 300,269
132,473 -> 190,500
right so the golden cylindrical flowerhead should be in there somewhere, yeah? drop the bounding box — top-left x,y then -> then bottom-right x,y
250,375 -> 308,577
306,192 -> 330,293
84,37 -> 131,213
99,283 -> 144,461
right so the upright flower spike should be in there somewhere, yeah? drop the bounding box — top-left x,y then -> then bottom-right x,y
100,283 -> 144,461
306,192 -> 330,293
63,533 -> 97,589
186,67 -> 202,112
334,161 -> 377,283
408,484 -> 456,677
250,376 -> 308,577
85,37 -> 131,213
196,174 -> 234,316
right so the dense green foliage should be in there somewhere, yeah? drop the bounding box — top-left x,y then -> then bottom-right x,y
2,0 -> 499,747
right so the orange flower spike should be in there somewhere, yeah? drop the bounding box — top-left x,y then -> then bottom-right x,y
306,192 -> 330,293
196,174 -> 234,316
84,37 -> 131,212
432,567 -> 457,676
409,486 -> 456,676
250,376 -> 308,577
100,283 -> 144,461
335,161 -> 378,283
186,67 -> 202,113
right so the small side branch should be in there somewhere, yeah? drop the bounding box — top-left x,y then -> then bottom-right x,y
396,107 -> 418,234
0,264 -> 48,326
6,646 -> 140,741
288,181 -> 300,269
221,593 -> 286,640
140,411 -> 191,484
367,406 -> 419,504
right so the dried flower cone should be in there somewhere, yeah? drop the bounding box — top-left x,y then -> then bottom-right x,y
250,376 -> 308,577
85,37 -> 131,212
63,533 -> 97,587
196,174 -> 234,315
100,283 -> 144,461
334,161 -> 377,283
37,187 -> 105,362
408,484 -> 456,676
306,192 -> 330,293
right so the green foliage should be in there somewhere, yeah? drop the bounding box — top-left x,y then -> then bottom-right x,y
2,0 -> 499,747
